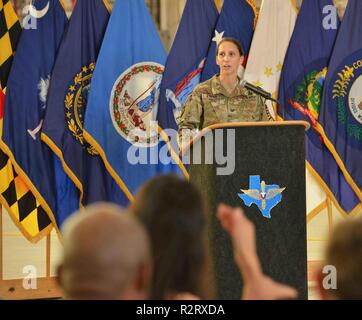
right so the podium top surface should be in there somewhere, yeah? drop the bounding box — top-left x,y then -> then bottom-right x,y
203,120 -> 310,131
181,120 -> 310,155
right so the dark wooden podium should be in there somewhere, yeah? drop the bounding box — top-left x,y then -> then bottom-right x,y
184,121 -> 310,300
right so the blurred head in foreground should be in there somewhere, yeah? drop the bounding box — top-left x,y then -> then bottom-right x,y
317,217 -> 362,300
131,174 -> 213,300
57,202 -> 151,300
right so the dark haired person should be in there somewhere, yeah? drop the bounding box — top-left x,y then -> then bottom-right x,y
131,175 -> 212,300
178,37 -> 272,147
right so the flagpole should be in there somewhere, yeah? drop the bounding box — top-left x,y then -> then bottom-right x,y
46,233 -> 51,278
13,0 -> 18,13
327,198 -> 333,237
0,206 -> 3,281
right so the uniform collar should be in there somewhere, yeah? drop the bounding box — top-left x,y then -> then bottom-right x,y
211,75 -> 249,97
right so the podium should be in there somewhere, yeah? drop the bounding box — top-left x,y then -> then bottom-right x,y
184,121 -> 309,300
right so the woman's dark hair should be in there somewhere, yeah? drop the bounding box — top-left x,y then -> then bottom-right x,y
131,175 -> 213,299
216,37 -> 244,57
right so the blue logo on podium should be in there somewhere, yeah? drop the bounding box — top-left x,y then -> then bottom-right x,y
238,175 -> 285,219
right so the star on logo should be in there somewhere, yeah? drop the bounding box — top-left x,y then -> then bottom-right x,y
212,30 -> 225,46
276,62 -> 283,72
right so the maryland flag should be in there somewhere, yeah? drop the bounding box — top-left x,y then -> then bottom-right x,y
0,0 -> 55,242
0,0 -> 20,94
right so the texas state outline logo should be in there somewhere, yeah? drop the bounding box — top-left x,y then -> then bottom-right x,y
238,175 -> 286,219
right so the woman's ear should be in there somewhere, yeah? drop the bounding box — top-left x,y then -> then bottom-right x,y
240,55 -> 245,67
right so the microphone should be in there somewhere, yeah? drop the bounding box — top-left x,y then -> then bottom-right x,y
240,80 -> 272,99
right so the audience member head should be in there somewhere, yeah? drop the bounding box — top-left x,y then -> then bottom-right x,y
57,202 -> 151,300
131,175 -> 213,299
317,217 -> 362,299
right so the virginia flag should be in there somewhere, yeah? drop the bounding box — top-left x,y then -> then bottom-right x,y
318,0 -> 362,205
84,0 -> 183,198
278,0 -> 361,213
0,0 -> 55,242
157,0 -> 219,131
1,0 -> 69,233
201,0 -> 258,81
244,0 -> 297,119
41,0 -> 128,222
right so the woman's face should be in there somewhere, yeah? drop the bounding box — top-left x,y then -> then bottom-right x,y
216,41 -> 244,77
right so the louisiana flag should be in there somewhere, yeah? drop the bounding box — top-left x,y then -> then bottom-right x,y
41,0 -> 128,225
318,0 -> 362,204
1,0 -> 68,233
201,0 -> 258,81
278,0 -> 361,213
157,0 -> 218,131
84,0 -> 183,198
0,0 -> 53,242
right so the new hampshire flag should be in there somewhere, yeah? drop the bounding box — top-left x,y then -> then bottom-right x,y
84,0 -> 181,198
41,0 -> 128,222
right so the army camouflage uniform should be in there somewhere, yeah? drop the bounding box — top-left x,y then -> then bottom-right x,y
178,75 -> 272,146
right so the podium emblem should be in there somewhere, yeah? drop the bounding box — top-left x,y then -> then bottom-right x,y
238,175 -> 285,219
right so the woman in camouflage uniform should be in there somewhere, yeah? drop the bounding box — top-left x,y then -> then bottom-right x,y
178,37 -> 271,147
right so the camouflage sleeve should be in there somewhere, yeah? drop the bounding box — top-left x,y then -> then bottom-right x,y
258,96 -> 273,121
178,90 -> 203,147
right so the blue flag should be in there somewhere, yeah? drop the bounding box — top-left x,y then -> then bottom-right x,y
318,0 -> 362,204
201,0 -> 257,81
41,0 -> 128,222
1,0 -> 70,227
278,0 -> 361,213
157,0 -> 218,131
84,0 -> 182,197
